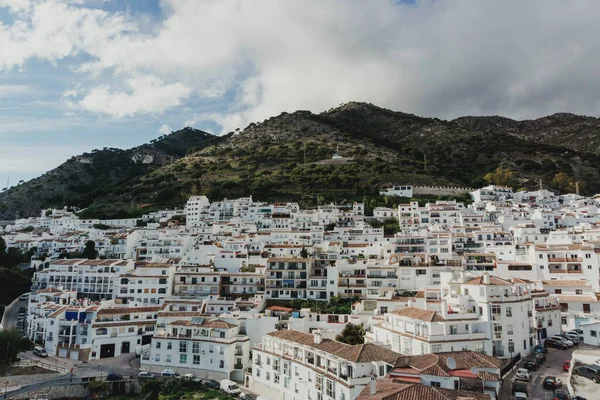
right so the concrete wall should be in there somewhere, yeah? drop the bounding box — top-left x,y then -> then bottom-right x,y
413,186 -> 473,196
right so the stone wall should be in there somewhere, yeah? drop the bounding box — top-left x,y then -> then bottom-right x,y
413,185 -> 473,196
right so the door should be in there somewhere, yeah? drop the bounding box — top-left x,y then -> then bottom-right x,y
100,343 -> 115,358
121,341 -> 130,354
70,351 -> 79,360
583,304 -> 591,313
58,349 -> 68,358
141,335 -> 152,345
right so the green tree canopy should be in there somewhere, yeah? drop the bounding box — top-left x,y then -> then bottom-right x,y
82,240 -> 97,259
0,329 -> 32,365
483,167 -> 517,187
335,323 -> 366,345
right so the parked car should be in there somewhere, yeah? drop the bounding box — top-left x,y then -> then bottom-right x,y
512,381 -> 529,396
138,371 -> 155,380
32,346 -> 48,357
565,331 -> 582,341
221,379 -> 241,395
160,369 -> 180,378
512,393 -> 528,400
204,379 -> 220,389
555,388 -> 587,400
19,293 -> 29,301
534,344 -> 548,354
563,360 -> 571,371
593,359 -> 600,367
183,373 -> 195,381
106,372 -> 123,381
533,353 -> 546,363
544,338 -> 569,349
549,336 -> 574,347
523,358 -> 539,371
573,365 -> 600,383
560,333 -> 579,344
239,393 -> 256,400
542,376 -> 563,389
515,368 -> 531,381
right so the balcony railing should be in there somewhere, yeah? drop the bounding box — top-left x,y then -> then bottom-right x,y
549,269 -> 582,274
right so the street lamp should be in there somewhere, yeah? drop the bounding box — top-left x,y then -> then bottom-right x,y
508,339 -> 515,369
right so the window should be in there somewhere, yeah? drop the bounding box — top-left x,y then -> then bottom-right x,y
209,344 -> 214,353
507,324 -> 514,335
591,330 -> 597,337
430,382 -> 441,388
166,354 -> 171,363
588,265 -> 593,270
506,307 -> 512,317
326,379 -> 334,398
192,342 -> 200,354
96,328 -> 107,335
431,344 -> 442,353
219,360 -> 224,368
219,346 -> 224,355
167,342 -> 172,350
156,342 -> 161,349
576,289 -> 583,295
561,317 -> 567,325
193,355 -> 200,365
180,354 -> 187,364
179,341 -> 187,353
491,305 -> 501,315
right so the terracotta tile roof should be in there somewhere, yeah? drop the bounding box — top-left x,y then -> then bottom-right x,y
267,330 -> 401,363
542,280 -> 590,287
267,306 -> 293,312
556,294 -> 598,302
394,351 -> 504,377
463,276 -> 512,286
170,318 -> 237,329
391,307 -> 445,322
97,306 -> 161,315
357,380 -> 491,400
37,287 -> 63,293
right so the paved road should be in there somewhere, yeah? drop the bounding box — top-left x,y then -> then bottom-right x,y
500,346 -> 574,400
2,297 -> 27,332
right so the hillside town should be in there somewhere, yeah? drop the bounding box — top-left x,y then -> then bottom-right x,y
3,184 -> 600,399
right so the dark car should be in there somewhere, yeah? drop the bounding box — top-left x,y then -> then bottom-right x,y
555,388 -> 570,400
543,376 -> 563,389
511,381 -> 529,396
544,338 -> 569,349
203,379 -> 220,389
573,365 -> 600,383
523,357 -> 539,371
106,372 -> 123,381
534,344 -> 548,354
533,352 -> 546,363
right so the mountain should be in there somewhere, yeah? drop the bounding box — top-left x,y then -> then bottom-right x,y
453,113 -> 600,155
3,102 -> 600,219
0,128 -> 221,219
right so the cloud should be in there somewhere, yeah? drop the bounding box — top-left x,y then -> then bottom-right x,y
0,84 -> 31,97
78,74 -> 191,117
158,124 -> 171,135
0,143 -> 93,174
3,0 -> 600,133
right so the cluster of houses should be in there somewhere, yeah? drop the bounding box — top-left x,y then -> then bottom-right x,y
5,185 -> 600,399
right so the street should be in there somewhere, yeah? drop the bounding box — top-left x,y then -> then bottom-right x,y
500,346 -> 574,400
1,297 -> 27,332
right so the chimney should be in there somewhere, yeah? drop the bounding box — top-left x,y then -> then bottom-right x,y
314,329 -> 322,344
483,272 -> 490,285
369,374 -> 376,395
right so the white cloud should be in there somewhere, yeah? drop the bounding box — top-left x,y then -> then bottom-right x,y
0,84 -> 31,97
3,0 -> 600,131
78,74 -> 191,117
158,124 -> 171,135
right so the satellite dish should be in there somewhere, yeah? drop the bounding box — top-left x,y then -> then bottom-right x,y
471,367 -> 479,376
446,357 -> 457,370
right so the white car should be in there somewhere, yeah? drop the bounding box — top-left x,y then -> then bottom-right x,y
512,392 -> 528,400
566,330 -> 583,340
515,368 -> 531,382
593,359 -> 600,367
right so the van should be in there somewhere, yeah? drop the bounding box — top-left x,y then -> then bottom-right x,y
33,346 -> 48,357
220,379 -> 241,395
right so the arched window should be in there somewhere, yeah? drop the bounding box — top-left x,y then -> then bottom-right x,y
96,328 -> 108,335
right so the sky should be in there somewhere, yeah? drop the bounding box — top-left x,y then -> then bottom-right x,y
2,0 -> 600,188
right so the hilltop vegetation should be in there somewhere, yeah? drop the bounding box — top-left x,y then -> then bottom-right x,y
3,102 -> 600,219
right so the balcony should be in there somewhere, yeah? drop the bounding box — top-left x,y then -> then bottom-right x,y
429,332 -> 488,341
235,348 -> 244,356
234,363 -> 244,370
548,257 -> 582,262
548,269 -> 582,274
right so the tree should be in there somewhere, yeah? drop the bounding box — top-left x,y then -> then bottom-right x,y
300,247 -> 309,258
0,329 -> 32,365
82,240 -> 97,259
552,172 -> 576,193
483,167 -> 517,187
335,323 -> 366,345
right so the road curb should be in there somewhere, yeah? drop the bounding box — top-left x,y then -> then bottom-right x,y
0,294 -> 24,330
